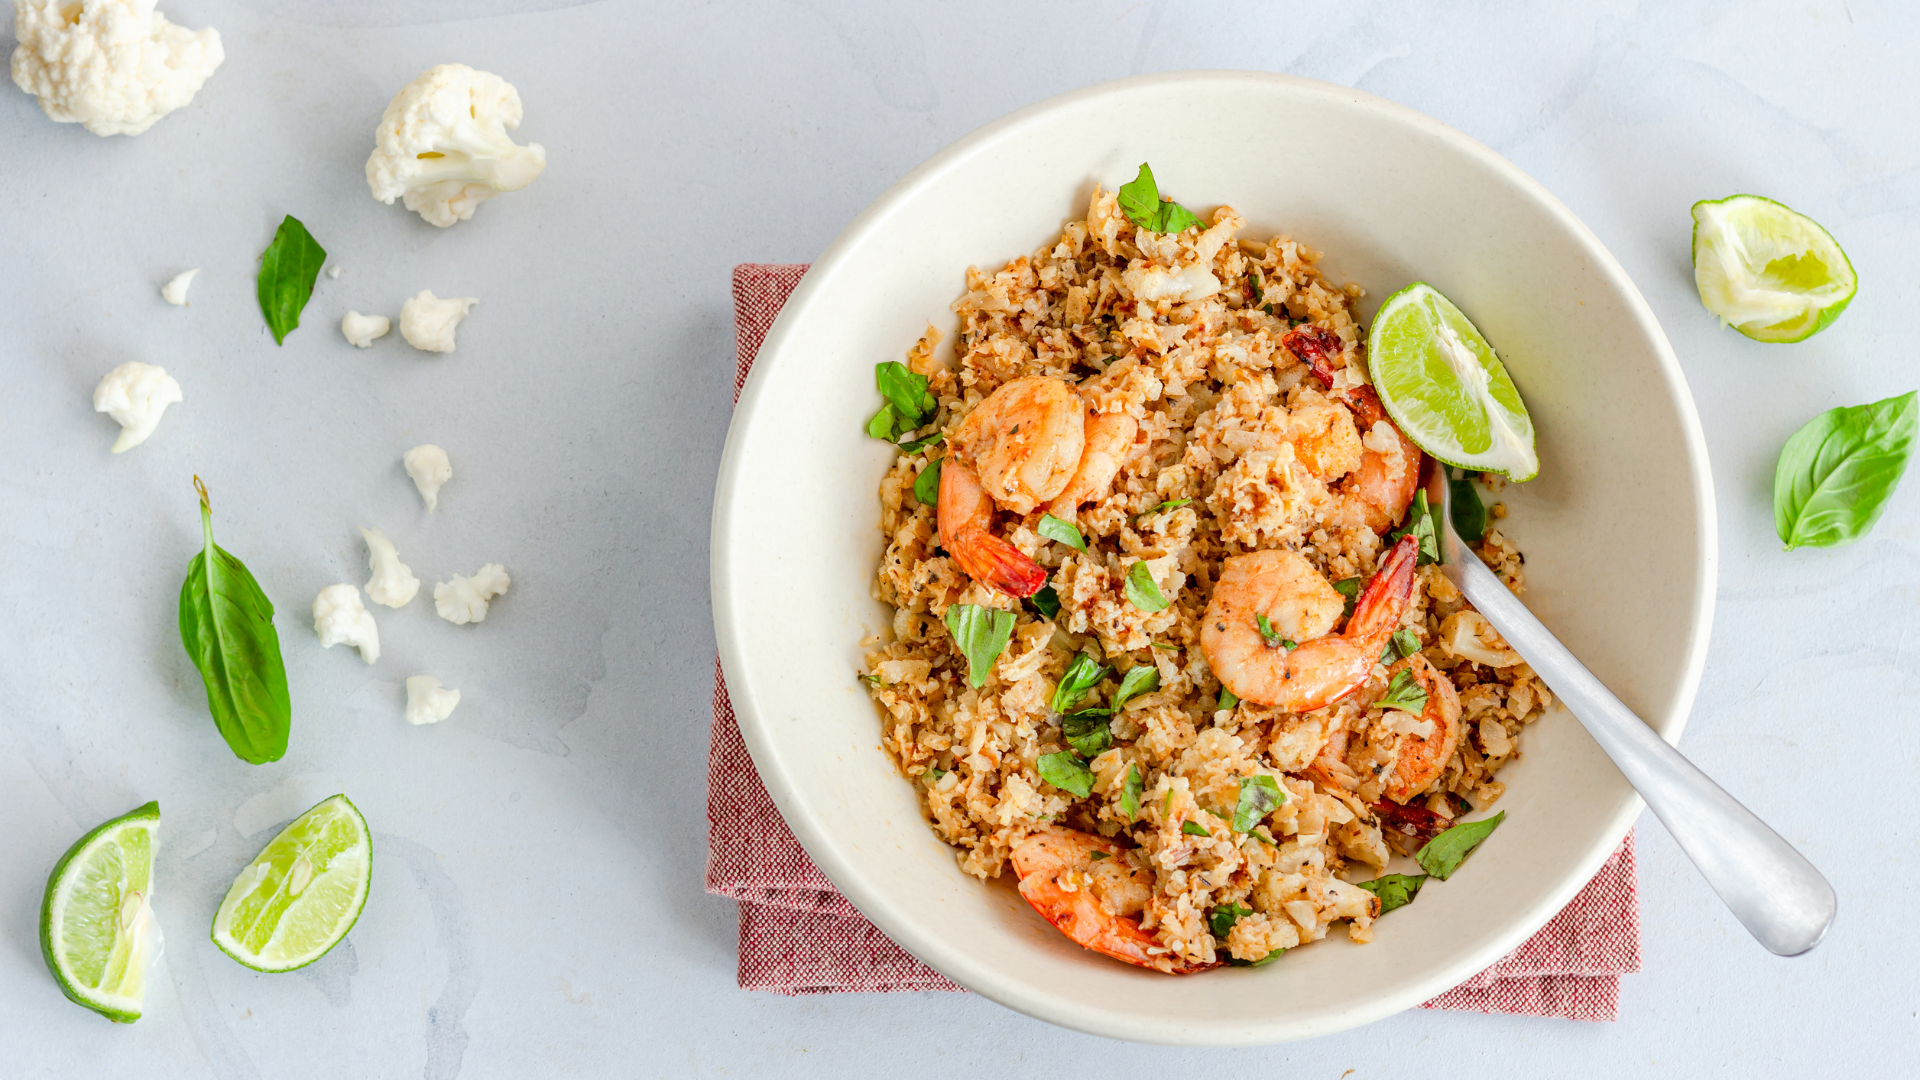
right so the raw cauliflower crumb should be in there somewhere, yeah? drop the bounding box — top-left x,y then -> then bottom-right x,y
10,0 -> 224,137
92,360 -> 181,453
399,290 -> 477,353
404,675 -> 460,725
313,583 -> 379,663
341,310 -> 390,348
360,526 -> 420,608
434,563 -> 509,625
403,444 -> 452,511
160,268 -> 197,305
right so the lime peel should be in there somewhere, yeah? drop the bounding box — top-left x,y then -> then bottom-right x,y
212,794 -> 370,973
1691,195 -> 1855,343
40,801 -> 163,1023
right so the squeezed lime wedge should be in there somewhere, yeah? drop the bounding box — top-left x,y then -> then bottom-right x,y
1367,282 -> 1539,482
211,794 -> 370,972
1691,195 -> 1855,343
41,801 -> 162,1023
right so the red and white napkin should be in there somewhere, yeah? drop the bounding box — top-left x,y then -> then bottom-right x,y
707,263 -> 1641,1020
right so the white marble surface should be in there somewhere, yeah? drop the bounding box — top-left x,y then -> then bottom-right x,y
1,1 -> 1910,1074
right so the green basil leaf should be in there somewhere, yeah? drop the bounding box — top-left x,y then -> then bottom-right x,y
1236,949 -> 1284,967
1117,163 -> 1203,235
1061,713 -> 1112,757
1217,686 -> 1239,712
898,430 -> 945,453
1448,472 -> 1488,543
1353,872 -> 1428,915
1414,810 -> 1506,880
875,361 -> 936,425
1255,613 -> 1284,648
1028,584 -> 1060,619
1111,665 -> 1161,710
1387,490 -> 1440,566
1774,391 -> 1919,550
1037,513 -> 1087,551
1248,269 -> 1264,308
1208,901 -> 1253,940
1181,820 -> 1211,837
1037,751 -> 1094,798
256,215 -> 328,345
1231,775 -> 1286,833
1150,642 -> 1178,651
866,402 -> 902,441
1375,666 -> 1429,715
921,766 -> 947,783
177,477 -> 292,764
1114,763 -> 1144,821
1124,561 -> 1170,612
1050,652 -> 1108,713
1332,576 -> 1362,620
912,455 -> 942,505
942,604 -> 1016,688
1088,850 -> 1110,861
1381,627 -> 1420,664
1134,497 -> 1192,521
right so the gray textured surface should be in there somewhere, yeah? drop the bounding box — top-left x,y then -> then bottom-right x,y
0,0 -> 1909,1074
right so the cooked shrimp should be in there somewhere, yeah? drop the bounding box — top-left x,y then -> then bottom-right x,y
1046,410 -> 1138,515
1378,654 -> 1463,803
950,376 -> 1086,514
1009,827 -> 1212,974
1200,534 -> 1418,712
1339,386 -> 1422,534
937,458 -> 1047,597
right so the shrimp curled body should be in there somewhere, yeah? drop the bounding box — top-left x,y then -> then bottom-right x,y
937,459 -> 1047,597
1009,827 -> 1214,974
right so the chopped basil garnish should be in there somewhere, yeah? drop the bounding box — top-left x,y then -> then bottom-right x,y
1151,642 -> 1178,651
866,406 -> 903,441
1111,665 -> 1161,710
1028,584 -> 1060,619
1255,613 -> 1284,648
1231,775 -> 1286,833
1381,627 -> 1420,664
1124,561 -> 1170,612
1037,513 -> 1087,551
1061,713 -> 1112,757
1118,763 -> 1144,819
1208,901 -> 1252,940
1387,490 -> 1440,566
871,361 -> 936,439
1775,392 -> 1919,549
1217,686 -> 1239,712
1116,162 -> 1203,235
899,430 -> 945,454
1050,652 -> 1108,714
921,766 -> 947,783
1448,471 -> 1487,543
1375,666 -> 1428,715
942,604 -> 1016,689
1181,820 -> 1211,837
1088,850 -> 1110,861
1353,872 -> 1427,915
912,456 -> 942,505
1134,497 -> 1192,521
1037,751 -> 1094,798
1248,269 -> 1264,308
1332,576 -> 1362,620
861,673 -> 884,686
1414,811 -> 1506,880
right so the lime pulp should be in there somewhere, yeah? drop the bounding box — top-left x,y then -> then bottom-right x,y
211,794 -> 370,973
1691,194 -> 1855,343
40,801 -> 162,1023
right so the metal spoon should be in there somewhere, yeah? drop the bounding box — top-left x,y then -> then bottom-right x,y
1422,461 -> 1836,956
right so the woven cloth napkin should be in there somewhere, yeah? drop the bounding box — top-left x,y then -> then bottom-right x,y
707,263 -> 1641,1020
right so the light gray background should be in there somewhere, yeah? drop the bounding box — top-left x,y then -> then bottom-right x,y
1,1 -> 1911,1075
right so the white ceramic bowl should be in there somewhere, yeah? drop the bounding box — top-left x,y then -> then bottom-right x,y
712,71 -> 1715,1045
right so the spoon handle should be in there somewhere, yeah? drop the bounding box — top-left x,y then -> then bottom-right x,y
1428,481 -> 1836,955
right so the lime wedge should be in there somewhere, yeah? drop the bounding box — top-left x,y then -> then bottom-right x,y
40,801 -> 162,1023
1368,282 -> 1539,482
212,794 -> 370,972
1691,195 -> 1856,343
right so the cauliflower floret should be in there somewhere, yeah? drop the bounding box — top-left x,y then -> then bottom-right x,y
341,310 -> 390,348
360,526 -> 420,608
313,584 -> 379,663
10,0 -> 224,137
434,563 -> 509,625
399,291 -> 477,353
160,268 -> 197,305
404,675 -> 461,725
403,444 -> 452,511
92,361 -> 181,453
365,63 -> 547,227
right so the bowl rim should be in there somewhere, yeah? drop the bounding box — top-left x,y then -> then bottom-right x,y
713,69 -> 1718,1045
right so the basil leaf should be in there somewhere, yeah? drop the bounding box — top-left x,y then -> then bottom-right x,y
1217,686 -> 1239,712
1414,811 -> 1506,880
1774,391 -> 1919,550
1448,472 -> 1487,543
1037,513 -> 1087,551
1150,642 -> 1178,651
256,215 -> 327,345
942,604 -> 1016,688
1255,613 -> 1284,648
921,766 -> 947,783
1381,627 -> 1420,664
1134,498 -> 1192,521
1387,490 -> 1440,566
1124,561 -> 1170,612
1061,713 -> 1112,757
1111,665 -> 1160,710
866,402 -> 902,441
1050,652 -> 1108,713
1181,820 -> 1211,837
1353,872 -> 1428,915
1028,584 -> 1060,619
1247,269 -> 1264,308
1116,163 -> 1203,235
876,361 -> 936,424
1208,901 -> 1253,940
1332,576 -> 1362,621
1375,666 -> 1428,714
912,456 -> 942,505
1088,850 -> 1110,861
1118,763 -> 1144,819
898,430 -> 945,454
1231,775 -> 1286,833
1037,751 -> 1094,798
177,477 -> 292,764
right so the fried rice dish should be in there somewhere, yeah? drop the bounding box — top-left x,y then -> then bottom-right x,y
859,179 -> 1548,972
